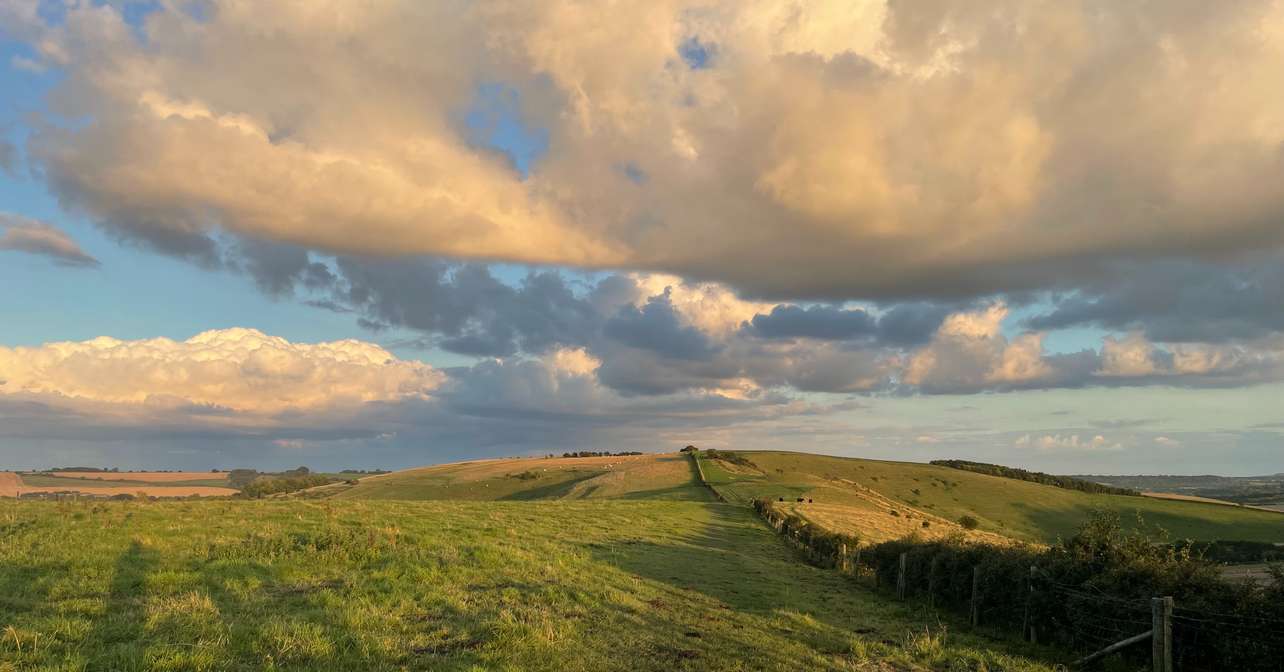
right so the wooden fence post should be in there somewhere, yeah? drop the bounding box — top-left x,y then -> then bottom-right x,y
1024,566 -> 1037,643
1152,596 -> 1173,672
896,553 -> 908,600
970,566 -> 981,628
928,556 -> 939,609
839,543 -> 849,573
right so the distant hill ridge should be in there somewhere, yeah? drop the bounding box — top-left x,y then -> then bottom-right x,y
929,459 -> 1140,496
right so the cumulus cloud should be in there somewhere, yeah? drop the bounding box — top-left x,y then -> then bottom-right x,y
0,213 -> 99,267
0,328 -> 443,414
1016,434 -> 1122,452
902,303 -> 1060,392
14,0 -> 1284,300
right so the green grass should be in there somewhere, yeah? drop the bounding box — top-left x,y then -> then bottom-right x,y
699,451 -> 1284,544
0,499 -> 1057,671
327,454 -> 717,503
17,474 -> 232,489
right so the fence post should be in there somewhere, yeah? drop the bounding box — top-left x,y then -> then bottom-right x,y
896,553 -> 908,600
928,555 -> 939,609
1152,596 -> 1173,672
839,543 -> 849,573
970,566 -> 981,628
1024,566 -> 1037,643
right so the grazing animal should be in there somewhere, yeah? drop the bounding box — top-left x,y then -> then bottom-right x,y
807,498 -> 813,503
796,497 -> 805,503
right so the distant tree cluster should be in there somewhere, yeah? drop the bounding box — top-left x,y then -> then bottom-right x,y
339,469 -> 390,475
240,474 -> 334,498
559,451 -> 644,458
679,445 -> 699,453
703,449 -> 756,469
49,466 -> 119,473
930,460 -> 1139,496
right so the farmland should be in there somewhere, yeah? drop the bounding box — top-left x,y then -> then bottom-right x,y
2,450 -> 1280,671
1,471 -> 238,498
0,498 -> 1056,671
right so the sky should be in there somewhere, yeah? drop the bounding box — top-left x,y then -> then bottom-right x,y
0,0 -> 1282,475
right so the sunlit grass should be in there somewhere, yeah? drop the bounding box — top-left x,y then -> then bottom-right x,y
1,499 -> 1058,671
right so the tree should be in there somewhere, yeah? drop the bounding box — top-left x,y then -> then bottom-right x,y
680,445 -> 699,453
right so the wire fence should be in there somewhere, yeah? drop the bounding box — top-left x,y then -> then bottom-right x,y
750,497 -> 1284,671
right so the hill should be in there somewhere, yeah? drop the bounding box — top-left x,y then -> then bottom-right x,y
0,498 -> 1055,671
317,453 -> 717,502
1075,473 -> 1284,512
695,451 -> 1284,544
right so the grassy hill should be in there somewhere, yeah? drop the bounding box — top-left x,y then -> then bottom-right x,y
696,451 -> 1284,544
0,499 -> 1056,671
318,453 -> 716,502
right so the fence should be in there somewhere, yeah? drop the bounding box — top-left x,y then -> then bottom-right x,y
750,498 -> 1284,671
688,453 -> 726,502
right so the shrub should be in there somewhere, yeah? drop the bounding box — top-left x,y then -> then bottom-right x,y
241,474 -> 333,498
957,515 -> 979,530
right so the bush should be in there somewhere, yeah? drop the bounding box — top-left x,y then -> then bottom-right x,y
958,515 -> 979,530
703,449 -> 756,469
855,511 -> 1284,670
241,474 -> 333,498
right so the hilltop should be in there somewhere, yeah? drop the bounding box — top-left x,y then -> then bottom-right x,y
314,450 -> 1283,545
309,453 -> 717,502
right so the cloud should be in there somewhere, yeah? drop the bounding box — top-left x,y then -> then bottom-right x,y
1025,258 -> 1284,344
1154,436 -> 1181,447
746,304 -> 876,340
0,213 -> 99,267
15,1 -> 1284,300
902,303 -> 1063,392
1016,433 -> 1122,452
0,328 -> 443,414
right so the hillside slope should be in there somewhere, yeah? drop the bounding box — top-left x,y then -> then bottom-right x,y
318,453 -> 716,502
698,451 -> 1284,544
1,499 -> 1057,671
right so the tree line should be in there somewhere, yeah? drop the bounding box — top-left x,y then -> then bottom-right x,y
930,460 -> 1140,496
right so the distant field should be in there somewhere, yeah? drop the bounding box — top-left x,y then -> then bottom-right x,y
698,451 -> 1284,544
0,472 -> 21,497
3,472 -> 237,498
322,454 -> 717,502
47,471 -> 229,483
0,499 -> 1057,671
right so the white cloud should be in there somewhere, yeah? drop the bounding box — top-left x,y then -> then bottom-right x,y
0,328 -> 443,414
1017,433 -> 1123,452
1154,436 -> 1181,447
903,303 -> 1054,391
15,1 -> 1284,298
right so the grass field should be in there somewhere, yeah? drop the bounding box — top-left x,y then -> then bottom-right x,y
0,499 -> 1058,671
321,454 -> 716,502
697,451 -> 1284,544
4,472 -> 237,498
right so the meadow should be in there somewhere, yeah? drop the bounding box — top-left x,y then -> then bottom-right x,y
695,451 -> 1284,544
0,499 -> 1057,672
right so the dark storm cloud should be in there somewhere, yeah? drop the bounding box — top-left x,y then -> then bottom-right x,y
745,304 -> 876,340
1026,258 -> 1284,343
603,292 -> 718,361
321,258 -> 602,357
